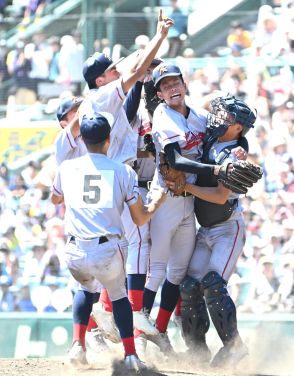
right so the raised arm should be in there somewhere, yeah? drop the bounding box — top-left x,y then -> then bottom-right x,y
123,80 -> 143,123
121,9 -> 173,93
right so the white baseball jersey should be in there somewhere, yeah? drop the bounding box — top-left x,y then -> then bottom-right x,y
79,78 -> 137,164
151,102 -> 208,190
52,153 -> 140,239
54,126 -> 87,166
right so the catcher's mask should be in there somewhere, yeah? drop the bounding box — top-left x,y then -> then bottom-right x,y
207,95 -> 257,138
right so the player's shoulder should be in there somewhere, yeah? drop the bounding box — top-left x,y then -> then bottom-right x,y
58,155 -> 82,173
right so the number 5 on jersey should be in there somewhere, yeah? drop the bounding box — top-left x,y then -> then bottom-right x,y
63,170 -> 114,208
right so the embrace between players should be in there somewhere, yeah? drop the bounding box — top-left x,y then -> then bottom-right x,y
50,9 -> 263,373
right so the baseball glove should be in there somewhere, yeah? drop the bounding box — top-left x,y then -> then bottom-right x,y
159,152 -> 186,196
217,160 -> 263,194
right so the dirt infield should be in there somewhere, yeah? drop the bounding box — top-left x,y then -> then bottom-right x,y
0,358 -> 237,376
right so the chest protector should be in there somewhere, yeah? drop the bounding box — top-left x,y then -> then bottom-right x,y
194,137 -> 237,227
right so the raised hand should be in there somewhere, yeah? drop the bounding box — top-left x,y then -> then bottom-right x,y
156,8 -> 174,39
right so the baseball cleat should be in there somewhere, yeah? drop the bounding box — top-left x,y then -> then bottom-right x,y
124,354 -> 146,371
85,328 -> 109,353
145,331 -> 175,357
211,341 -> 248,368
133,310 -> 159,335
68,341 -> 88,367
172,314 -> 182,330
91,304 -> 121,343
134,333 -> 148,359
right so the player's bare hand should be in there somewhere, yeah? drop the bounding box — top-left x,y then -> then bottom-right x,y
151,188 -> 167,203
157,9 -> 174,39
232,146 -> 247,161
165,178 -> 186,193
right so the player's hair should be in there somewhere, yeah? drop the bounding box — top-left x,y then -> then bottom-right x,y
87,78 -> 97,89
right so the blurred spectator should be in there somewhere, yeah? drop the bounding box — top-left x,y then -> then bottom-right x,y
47,36 -> 61,82
20,0 -> 51,27
0,275 -> 14,311
6,40 -> 36,105
254,12 -> 290,57
22,242 -> 47,281
165,0 -> 188,58
15,283 -> 37,312
226,21 -> 252,56
58,33 -> 84,95
0,39 -> 10,103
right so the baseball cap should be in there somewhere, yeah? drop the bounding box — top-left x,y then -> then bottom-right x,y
56,96 -> 83,121
152,63 -> 182,88
80,112 -> 114,144
83,52 -> 124,83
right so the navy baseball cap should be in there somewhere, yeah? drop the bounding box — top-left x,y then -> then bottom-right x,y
80,112 -> 113,144
56,96 -> 83,121
152,63 -> 182,88
83,52 -> 124,83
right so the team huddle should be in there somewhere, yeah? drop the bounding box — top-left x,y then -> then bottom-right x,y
50,10 -> 263,373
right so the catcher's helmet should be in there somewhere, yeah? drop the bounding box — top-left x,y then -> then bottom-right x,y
207,94 -> 257,138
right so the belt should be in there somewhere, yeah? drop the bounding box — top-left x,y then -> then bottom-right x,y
138,181 -> 151,190
69,235 -> 109,244
171,191 -> 192,197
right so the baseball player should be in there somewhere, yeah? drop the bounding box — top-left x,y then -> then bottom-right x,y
51,113 -> 167,371
55,96 -> 110,354
137,64 -> 251,356
171,95 -> 258,368
121,58 -> 164,337
78,10 -> 174,342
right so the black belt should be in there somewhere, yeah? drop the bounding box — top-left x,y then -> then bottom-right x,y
171,191 -> 192,197
69,236 -> 108,244
138,181 -> 151,189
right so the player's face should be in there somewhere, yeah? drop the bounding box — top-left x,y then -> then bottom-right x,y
59,107 -> 78,129
219,122 -> 242,141
101,67 -> 120,85
157,76 -> 186,108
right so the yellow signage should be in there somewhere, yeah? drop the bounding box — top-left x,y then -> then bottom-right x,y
0,121 -> 60,165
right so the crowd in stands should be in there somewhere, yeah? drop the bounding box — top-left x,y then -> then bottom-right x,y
0,0 -> 293,314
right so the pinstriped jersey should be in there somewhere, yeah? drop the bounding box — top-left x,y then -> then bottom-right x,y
52,153 -> 139,238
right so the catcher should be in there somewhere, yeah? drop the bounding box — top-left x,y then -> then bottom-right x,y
165,94 -> 263,368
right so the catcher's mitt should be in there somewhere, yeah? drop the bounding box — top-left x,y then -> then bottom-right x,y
159,152 -> 186,196
217,160 -> 263,194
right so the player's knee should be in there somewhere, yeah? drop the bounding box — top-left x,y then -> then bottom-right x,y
167,268 -> 188,286
180,275 -> 202,302
201,271 -> 228,303
106,286 -> 127,302
145,276 -> 162,292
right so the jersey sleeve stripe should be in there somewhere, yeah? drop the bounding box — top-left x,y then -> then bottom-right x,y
52,185 -> 63,196
126,195 -> 136,202
116,87 -> 124,101
66,131 -> 76,149
163,134 -> 181,142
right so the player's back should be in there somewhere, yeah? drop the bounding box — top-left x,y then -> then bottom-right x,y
58,153 -> 138,239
